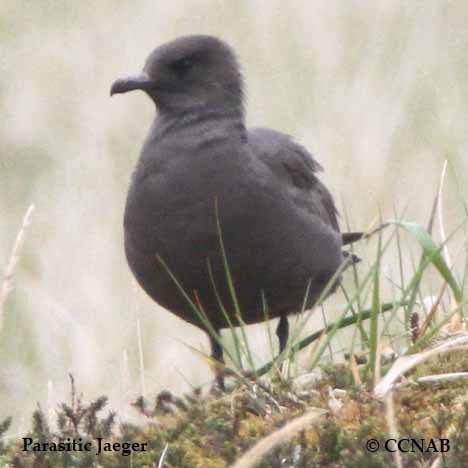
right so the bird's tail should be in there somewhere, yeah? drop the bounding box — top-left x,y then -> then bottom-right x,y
342,250 -> 361,265
341,231 -> 364,245
342,223 -> 389,246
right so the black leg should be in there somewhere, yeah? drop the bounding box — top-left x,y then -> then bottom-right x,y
209,330 -> 225,391
276,314 -> 289,354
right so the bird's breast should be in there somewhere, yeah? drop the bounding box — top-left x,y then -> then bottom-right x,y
124,143 -> 262,260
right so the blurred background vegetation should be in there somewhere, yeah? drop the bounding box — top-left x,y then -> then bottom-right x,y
1,0 -> 467,432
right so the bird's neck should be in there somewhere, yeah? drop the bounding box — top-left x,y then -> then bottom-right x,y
153,106 -> 246,143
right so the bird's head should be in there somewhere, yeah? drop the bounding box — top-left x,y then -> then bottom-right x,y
111,35 -> 243,116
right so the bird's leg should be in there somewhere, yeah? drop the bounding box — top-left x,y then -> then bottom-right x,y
209,330 -> 225,391
276,314 -> 289,355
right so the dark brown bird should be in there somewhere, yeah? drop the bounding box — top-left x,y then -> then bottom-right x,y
111,35 -> 359,387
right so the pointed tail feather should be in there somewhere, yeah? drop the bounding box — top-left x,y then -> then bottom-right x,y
341,232 -> 364,245
342,250 -> 361,265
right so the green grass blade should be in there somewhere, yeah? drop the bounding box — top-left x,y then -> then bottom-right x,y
156,254 -> 237,366
388,220 -> 463,303
214,198 -> 256,373
206,259 -> 244,369
256,300 -> 408,377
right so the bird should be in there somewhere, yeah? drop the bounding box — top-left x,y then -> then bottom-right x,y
111,35 -> 360,388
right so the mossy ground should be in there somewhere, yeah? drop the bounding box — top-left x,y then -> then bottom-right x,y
1,350 -> 467,467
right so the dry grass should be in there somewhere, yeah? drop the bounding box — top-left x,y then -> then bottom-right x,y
0,204 -> 34,332
1,0 -> 468,436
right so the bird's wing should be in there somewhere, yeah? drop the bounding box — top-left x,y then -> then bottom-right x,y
248,127 -> 340,233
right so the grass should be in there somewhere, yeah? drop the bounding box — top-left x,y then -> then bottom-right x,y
0,204 -> 35,334
3,0 -> 468,447
1,163 -> 467,466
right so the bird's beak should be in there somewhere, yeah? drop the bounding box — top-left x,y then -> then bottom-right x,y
110,72 -> 154,96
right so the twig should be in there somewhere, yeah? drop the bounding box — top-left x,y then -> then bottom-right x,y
385,392 -> 403,468
417,372 -> 468,384
232,408 -> 327,468
374,333 -> 468,399
157,443 -> 169,468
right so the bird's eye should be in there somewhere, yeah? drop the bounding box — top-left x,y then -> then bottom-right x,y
171,57 -> 194,75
